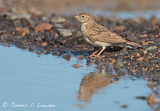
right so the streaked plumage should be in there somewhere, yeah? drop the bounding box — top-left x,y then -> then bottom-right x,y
74,12 -> 141,58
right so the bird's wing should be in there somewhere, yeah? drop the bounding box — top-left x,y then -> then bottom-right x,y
87,24 -> 126,44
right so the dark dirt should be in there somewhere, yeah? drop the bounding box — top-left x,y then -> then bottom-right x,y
0,11 -> 159,78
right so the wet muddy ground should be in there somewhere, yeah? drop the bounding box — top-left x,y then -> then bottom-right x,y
0,10 -> 159,77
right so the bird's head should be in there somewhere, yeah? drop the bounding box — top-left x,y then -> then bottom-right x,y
74,12 -> 95,24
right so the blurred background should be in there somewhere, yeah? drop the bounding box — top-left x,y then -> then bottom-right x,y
0,0 -> 160,16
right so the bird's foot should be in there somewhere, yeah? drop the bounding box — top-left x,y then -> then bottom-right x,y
89,54 -> 102,59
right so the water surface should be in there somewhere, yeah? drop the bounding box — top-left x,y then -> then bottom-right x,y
0,46 -> 157,111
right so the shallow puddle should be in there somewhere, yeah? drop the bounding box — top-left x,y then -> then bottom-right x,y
61,8 -> 160,19
0,46 -> 159,111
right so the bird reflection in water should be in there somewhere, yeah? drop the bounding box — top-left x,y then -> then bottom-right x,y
78,68 -> 121,102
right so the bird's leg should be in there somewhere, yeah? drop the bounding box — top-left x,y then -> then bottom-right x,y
96,46 -> 106,57
90,47 -> 106,58
89,48 -> 101,57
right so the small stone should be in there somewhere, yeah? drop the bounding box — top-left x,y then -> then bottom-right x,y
124,61 -> 127,64
42,16 -> 49,22
148,94 -> 156,106
137,57 -> 144,61
140,34 -> 148,38
18,14 -> 31,19
75,31 -> 83,37
51,16 -> 66,23
41,42 -> 48,47
12,31 -> 15,35
148,67 -> 154,72
79,55 -> 84,60
10,14 -> 31,20
144,46 -> 157,54
148,81 -> 156,89
63,54 -> 71,61
142,41 -> 154,45
4,43 -> 9,47
72,64 -> 82,69
27,19 -> 36,27
133,18 -> 144,23
155,35 -> 159,38
10,14 -> 17,20
132,70 -> 136,73
55,24 -> 63,28
121,105 -> 128,109
52,52 -> 58,56
54,33 -> 59,39
130,55 -> 134,60
16,27 -> 29,36
35,23 -> 53,32
111,59 -> 116,64
58,29 -> 72,37
53,45 -> 57,48
136,53 -> 140,57
0,30 -> 7,34
114,59 -> 124,69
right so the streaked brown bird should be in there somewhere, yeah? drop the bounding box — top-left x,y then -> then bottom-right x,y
74,12 -> 141,58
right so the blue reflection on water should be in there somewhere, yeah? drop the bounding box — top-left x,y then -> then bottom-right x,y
0,46 -> 154,111
90,10 -> 160,19
64,8 -> 160,19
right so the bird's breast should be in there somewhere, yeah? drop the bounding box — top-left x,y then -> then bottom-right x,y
81,24 -> 92,42
81,24 -> 86,34
81,23 -> 91,34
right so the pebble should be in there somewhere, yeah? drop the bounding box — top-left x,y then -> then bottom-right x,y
142,41 -> 154,45
75,31 -> 83,37
35,36 -> 42,41
16,27 -> 30,36
42,16 -> 49,22
137,57 -> 144,61
57,29 -> 72,37
41,42 -> 48,47
140,34 -> 148,38
144,46 -> 157,54
72,64 -> 82,69
55,24 -> 63,28
121,105 -> 128,109
10,14 -> 31,20
147,94 -> 157,106
63,54 -> 71,61
54,33 -> 59,39
34,23 -> 53,32
51,16 -> 66,23
114,58 -> 124,69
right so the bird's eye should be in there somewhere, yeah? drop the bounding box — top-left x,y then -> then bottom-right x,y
81,15 -> 84,18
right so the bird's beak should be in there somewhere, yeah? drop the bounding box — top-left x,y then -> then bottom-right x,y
74,15 -> 79,19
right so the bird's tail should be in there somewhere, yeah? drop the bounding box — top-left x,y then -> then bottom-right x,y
126,41 -> 141,47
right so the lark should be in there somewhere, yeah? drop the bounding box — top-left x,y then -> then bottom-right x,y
74,12 -> 141,58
